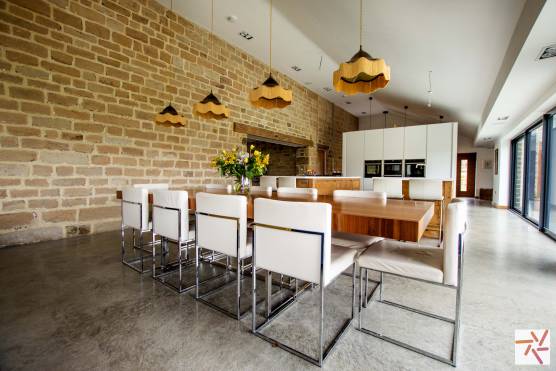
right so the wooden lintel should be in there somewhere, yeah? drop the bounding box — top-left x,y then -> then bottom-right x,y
234,122 -> 313,147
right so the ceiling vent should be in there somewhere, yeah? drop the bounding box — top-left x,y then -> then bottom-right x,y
239,31 -> 253,40
291,66 -> 301,72
536,44 -> 556,60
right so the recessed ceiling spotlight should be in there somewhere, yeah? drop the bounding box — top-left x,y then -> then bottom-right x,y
496,116 -> 510,121
226,15 -> 238,23
291,66 -> 302,72
361,111 -> 367,114
323,87 -> 332,92
345,101 -> 352,105
239,31 -> 253,40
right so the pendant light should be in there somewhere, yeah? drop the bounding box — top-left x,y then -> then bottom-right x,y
333,0 -> 390,96
155,0 -> 185,127
193,0 -> 230,119
249,0 -> 292,109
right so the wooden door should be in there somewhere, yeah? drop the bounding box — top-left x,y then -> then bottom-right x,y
456,153 -> 476,197
317,149 -> 326,175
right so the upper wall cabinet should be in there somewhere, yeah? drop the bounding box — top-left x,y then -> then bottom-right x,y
426,122 -> 456,178
383,127 -> 404,160
343,131 -> 365,177
364,129 -> 383,160
404,125 -> 427,159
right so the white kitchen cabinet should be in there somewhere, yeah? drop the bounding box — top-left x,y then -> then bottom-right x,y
343,131 -> 364,179
364,129 -> 383,160
383,127 -> 404,160
426,122 -> 454,178
404,125 -> 427,159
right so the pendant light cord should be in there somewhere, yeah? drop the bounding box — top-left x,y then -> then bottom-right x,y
359,0 -> 363,49
269,0 -> 273,75
210,0 -> 214,92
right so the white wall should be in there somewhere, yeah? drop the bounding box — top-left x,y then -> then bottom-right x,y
457,135 -> 494,198
493,139 -> 511,207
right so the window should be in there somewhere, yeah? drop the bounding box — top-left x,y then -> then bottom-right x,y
510,110 -> 556,241
460,159 -> 468,192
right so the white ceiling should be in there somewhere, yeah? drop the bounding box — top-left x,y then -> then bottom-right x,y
477,0 -> 556,144
157,0 -> 528,139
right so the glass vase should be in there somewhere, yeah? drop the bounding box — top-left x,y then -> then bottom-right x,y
235,175 -> 251,193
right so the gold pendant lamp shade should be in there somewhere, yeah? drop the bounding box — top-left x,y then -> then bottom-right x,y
333,0 -> 390,96
193,91 -> 230,119
155,103 -> 185,127
250,0 -> 292,109
193,0 -> 230,119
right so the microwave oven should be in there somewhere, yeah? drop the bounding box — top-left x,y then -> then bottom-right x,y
364,160 -> 382,178
383,159 -> 403,177
404,159 -> 426,178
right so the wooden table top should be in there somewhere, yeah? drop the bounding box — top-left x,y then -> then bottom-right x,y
116,189 -> 434,242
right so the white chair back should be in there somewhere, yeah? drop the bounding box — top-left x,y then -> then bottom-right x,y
277,187 -> 318,199
443,199 -> 467,286
250,186 -> 272,196
205,184 -> 232,193
133,183 -> 168,191
196,192 -> 249,258
278,176 -> 297,188
122,187 -> 149,231
254,198 -> 331,285
333,190 -> 386,200
260,176 -> 278,191
152,190 -> 189,242
372,178 -> 403,199
409,179 -> 444,201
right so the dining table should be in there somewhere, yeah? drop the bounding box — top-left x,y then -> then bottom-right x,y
115,189 -> 434,242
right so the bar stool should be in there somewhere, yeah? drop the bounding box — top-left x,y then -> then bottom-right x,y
151,190 -> 196,293
372,178 -> 404,199
195,192 -> 252,319
121,187 -> 152,273
251,198 -> 357,367
277,176 -> 296,188
260,176 -> 278,191
409,179 -> 444,246
356,199 -> 467,366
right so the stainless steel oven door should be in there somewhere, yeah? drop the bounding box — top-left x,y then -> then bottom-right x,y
383,160 -> 402,177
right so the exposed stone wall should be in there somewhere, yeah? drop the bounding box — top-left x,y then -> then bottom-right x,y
245,140 -> 297,176
0,0 -> 358,247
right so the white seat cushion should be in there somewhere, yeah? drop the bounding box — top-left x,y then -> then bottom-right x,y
357,239 -> 443,283
331,231 -> 383,250
326,244 -> 359,286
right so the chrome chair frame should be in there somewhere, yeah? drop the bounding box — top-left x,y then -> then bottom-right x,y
195,211 -> 252,320
251,223 -> 355,367
151,204 -> 197,293
357,233 -> 465,367
121,199 -> 155,273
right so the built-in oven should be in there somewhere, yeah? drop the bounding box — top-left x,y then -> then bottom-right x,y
404,159 -> 426,178
364,160 -> 382,178
383,159 -> 403,177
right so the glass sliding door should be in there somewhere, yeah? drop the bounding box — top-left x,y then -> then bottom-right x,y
546,115 -> 556,236
525,124 -> 544,223
512,137 -> 525,212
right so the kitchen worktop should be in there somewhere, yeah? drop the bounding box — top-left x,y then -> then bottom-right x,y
295,176 -> 361,179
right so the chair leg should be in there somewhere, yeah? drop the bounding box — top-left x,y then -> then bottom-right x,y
351,263 -> 355,320
152,232 -> 156,278
120,224 -> 125,263
178,240 -> 182,292
438,199 -> 444,247
379,272 -> 384,301
318,278 -> 325,366
195,240 -> 200,299
358,267 -> 363,329
236,256 -> 241,320
266,270 -> 272,318
363,269 -> 369,308
139,232 -> 144,272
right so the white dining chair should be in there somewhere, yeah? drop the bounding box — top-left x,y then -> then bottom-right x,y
121,187 -> 152,273
356,199 -> 467,367
195,192 -> 251,319
204,184 -> 232,193
260,176 -> 278,191
409,179 -> 444,246
251,198 -> 357,367
151,190 -> 196,293
250,186 -> 273,196
277,187 -> 317,199
133,183 -> 169,190
278,176 -> 297,188
372,178 -> 404,199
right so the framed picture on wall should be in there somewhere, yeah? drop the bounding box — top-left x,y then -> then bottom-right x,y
494,148 -> 499,175
483,159 -> 493,170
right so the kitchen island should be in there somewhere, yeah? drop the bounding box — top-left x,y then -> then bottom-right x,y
295,176 -> 361,196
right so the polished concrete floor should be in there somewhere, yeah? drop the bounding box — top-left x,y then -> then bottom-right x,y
1,200 -> 556,370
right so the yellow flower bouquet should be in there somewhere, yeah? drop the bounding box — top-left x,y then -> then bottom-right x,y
211,145 -> 270,192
